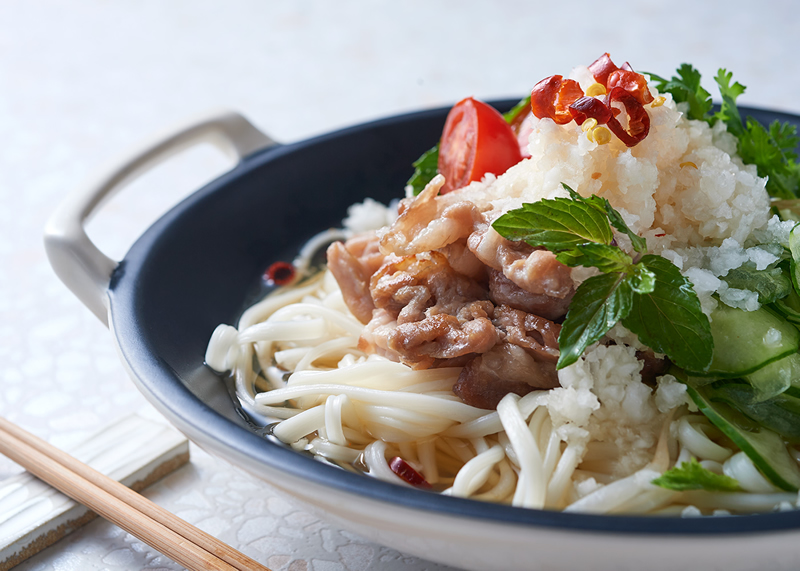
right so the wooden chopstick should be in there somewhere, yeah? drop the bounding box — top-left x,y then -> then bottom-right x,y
0,417 -> 272,571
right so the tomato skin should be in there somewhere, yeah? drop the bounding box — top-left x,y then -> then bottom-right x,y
438,97 -> 523,194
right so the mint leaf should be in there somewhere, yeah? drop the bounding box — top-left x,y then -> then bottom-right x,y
622,255 -> 713,372
557,273 -> 633,369
562,183 -> 648,253
407,145 -> 440,196
496,189 -> 713,370
712,69 -> 746,137
492,198 -> 613,251
647,64 -> 712,121
652,458 -> 740,492
628,263 -> 656,294
556,242 -> 632,273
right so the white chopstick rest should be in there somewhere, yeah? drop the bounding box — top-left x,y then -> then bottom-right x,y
0,413 -> 189,570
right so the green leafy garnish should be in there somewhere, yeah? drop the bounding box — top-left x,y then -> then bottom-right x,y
490,194 -> 614,250
558,242 -> 632,273
650,64 -> 800,200
503,95 -> 532,124
582,193 -> 649,254
652,458 -> 741,492
556,272 -> 633,368
621,255 -> 713,371
712,69 -> 746,137
720,264 -> 792,305
492,184 -> 713,370
647,64 -> 712,122
739,118 -> 800,199
406,145 -> 439,196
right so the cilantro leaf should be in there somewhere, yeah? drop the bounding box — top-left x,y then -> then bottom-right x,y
652,458 -> 741,492
647,64 -> 712,121
739,118 -> 800,200
491,197 -> 613,251
622,255 -> 713,372
712,69 -> 746,137
557,272 -> 633,369
649,64 -> 800,201
708,68 -> 800,200
407,145 -> 440,196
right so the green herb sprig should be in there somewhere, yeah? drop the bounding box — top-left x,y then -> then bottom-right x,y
648,65 -> 800,200
652,458 -> 741,492
492,184 -> 713,371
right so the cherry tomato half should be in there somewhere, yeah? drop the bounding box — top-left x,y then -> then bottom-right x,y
438,97 -> 523,194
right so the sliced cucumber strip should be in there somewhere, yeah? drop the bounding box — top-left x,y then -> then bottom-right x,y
788,223 -> 800,292
745,352 -> 800,402
691,303 -> 800,378
686,383 -> 800,491
704,379 -> 800,443
771,287 -> 800,325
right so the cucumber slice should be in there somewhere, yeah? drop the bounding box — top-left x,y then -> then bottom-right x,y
691,303 -> 800,377
704,379 -> 800,443
686,383 -> 800,491
770,287 -> 800,325
788,223 -> 800,289
745,352 -> 800,401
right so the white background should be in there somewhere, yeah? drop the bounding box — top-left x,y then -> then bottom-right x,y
0,1 -> 796,570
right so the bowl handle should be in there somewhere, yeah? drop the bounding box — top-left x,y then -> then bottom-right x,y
44,109 -> 276,327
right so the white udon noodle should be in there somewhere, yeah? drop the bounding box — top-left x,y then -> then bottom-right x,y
206,256 -> 800,514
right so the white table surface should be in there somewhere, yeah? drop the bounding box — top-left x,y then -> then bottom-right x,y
0,1 -> 797,569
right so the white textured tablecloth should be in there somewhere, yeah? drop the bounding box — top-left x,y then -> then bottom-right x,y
0,1 -> 796,569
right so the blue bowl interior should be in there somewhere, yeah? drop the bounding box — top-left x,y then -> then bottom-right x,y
109,102 -> 800,535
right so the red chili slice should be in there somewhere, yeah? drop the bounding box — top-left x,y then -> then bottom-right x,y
389,457 -> 432,489
568,96 -> 613,126
264,261 -> 296,286
588,53 -> 619,86
607,69 -> 654,105
530,75 -> 584,125
605,87 -> 651,147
